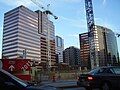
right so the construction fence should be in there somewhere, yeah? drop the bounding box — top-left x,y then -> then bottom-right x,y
32,70 -> 89,83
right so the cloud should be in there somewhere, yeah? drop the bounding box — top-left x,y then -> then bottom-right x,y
0,25 -> 3,31
60,16 -> 87,30
68,34 -> 79,39
95,17 -> 113,28
61,0 -> 82,3
95,17 -> 120,34
102,0 -> 106,5
114,29 -> 120,34
63,34 -> 80,49
0,0 -> 34,7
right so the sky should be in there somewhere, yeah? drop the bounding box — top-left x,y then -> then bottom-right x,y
0,0 -> 120,59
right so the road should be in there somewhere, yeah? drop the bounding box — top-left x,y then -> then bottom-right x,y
60,87 -> 99,90
39,80 -> 99,90
60,87 -> 85,90
59,87 -> 99,90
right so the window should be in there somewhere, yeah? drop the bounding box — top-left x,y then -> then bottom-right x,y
104,68 -> 114,74
97,68 -> 105,73
112,67 -> 120,74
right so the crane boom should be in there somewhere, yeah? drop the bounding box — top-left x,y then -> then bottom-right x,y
31,0 -> 58,19
116,33 -> 120,37
31,0 -> 46,10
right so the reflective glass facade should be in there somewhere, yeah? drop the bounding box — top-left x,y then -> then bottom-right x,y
80,25 -> 119,69
96,25 -> 119,66
55,36 -> 64,63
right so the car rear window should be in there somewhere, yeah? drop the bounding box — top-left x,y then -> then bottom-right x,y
112,67 -> 120,74
88,68 -> 99,75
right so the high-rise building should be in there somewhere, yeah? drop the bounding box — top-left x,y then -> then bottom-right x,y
2,5 -> 56,67
63,46 -> 80,67
79,25 -> 119,69
79,32 -> 90,69
96,25 -> 119,66
55,36 -> 64,63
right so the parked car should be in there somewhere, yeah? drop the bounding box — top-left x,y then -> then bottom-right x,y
0,69 -> 58,90
77,66 -> 120,90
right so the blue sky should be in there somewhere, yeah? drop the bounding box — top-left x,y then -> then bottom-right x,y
0,0 -> 120,59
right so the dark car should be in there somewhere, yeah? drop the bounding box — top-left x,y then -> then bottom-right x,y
0,69 -> 58,90
77,66 -> 120,90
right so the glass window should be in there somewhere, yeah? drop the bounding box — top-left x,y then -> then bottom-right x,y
112,67 -> 120,74
88,68 -> 99,75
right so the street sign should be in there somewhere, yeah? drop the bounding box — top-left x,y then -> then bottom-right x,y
2,59 -> 32,81
9,61 -> 15,64
2,59 -> 31,71
9,65 -> 15,71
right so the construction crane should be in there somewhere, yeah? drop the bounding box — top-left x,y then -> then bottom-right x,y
31,0 -> 58,19
116,33 -> 120,37
31,0 -> 58,70
85,0 -> 99,69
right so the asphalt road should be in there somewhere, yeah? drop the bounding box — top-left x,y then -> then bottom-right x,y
40,80 -> 99,90
59,87 -> 99,90
60,87 -> 85,90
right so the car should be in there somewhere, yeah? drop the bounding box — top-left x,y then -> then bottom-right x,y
0,69 -> 59,90
77,66 -> 120,90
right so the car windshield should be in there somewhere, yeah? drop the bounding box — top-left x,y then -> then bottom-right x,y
2,69 -> 28,87
112,67 -> 120,74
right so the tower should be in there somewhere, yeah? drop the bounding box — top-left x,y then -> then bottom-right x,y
85,0 -> 99,69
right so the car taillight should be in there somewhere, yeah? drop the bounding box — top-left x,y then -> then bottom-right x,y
88,76 -> 93,80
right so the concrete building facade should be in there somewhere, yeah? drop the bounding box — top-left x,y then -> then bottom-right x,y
63,46 -> 80,67
2,5 -> 56,67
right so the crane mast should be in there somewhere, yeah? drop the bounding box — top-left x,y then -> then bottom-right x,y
85,0 -> 98,69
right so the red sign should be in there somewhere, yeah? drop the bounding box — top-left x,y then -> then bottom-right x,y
2,59 -> 31,71
15,75 -> 31,81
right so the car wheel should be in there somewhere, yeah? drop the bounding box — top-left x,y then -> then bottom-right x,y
101,82 -> 111,90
